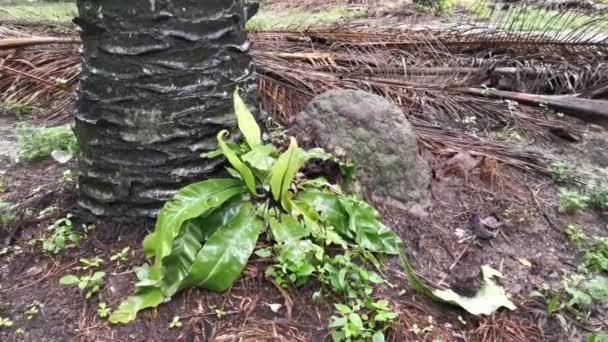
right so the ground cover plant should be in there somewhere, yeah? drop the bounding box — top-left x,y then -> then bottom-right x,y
108,90 -> 405,337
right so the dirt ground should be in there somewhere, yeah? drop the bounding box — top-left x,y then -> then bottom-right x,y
1,1 -> 608,341
1,110 -> 607,341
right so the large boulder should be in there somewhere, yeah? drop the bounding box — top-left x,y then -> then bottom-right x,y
292,90 -> 430,210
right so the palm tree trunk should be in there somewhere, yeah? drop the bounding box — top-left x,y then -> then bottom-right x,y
74,0 -> 256,219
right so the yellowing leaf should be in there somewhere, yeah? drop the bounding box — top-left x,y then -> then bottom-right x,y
518,258 -> 532,268
217,130 -> 258,195
432,265 -> 516,315
234,88 -> 261,148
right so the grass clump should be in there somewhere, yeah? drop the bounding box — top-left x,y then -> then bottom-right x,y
588,182 -> 608,212
16,125 -> 78,162
415,0 -> 454,14
469,1 -> 608,33
36,214 -> 81,255
0,101 -> 33,119
247,7 -> 367,31
565,224 -> 587,244
0,200 -> 13,230
558,189 -> 589,214
59,271 -> 106,299
549,161 -> 576,183
583,237 -> 608,273
0,2 -> 76,22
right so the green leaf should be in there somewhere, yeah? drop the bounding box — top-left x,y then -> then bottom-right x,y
200,148 -> 223,159
269,213 -> 308,243
341,197 -> 400,254
234,88 -> 261,148
142,178 -> 246,284
185,203 -> 264,292
348,313 -> 363,332
334,303 -> 352,314
329,316 -> 347,328
432,265 -> 516,315
255,247 -> 272,258
91,272 -> 106,281
161,197 -> 247,296
109,287 -> 165,324
241,144 -> 277,172
303,147 -> 332,161
59,275 -> 79,285
297,190 -> 350,238
217,130 -> 258,195
372,331 -> 385,342
270,137 -> 308,202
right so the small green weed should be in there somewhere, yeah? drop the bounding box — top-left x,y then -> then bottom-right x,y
247,7 -> 367,31
564,274 -> 608,308
39,215 -> 81,254
16,125 -> 78,162
416,0 -> 454,14
97,302 -> 111,319
469,2 -> 608,33
62,169 -> 76,183
588,181 -> 608,212
24,301 -> 44,320
0,176 -> 6,193
0,101 -> 33,118
79,257 -> 104,270
0,317 -> 13,328
564,224 -> 587,244
549,161 -> 575,183
330,301 -> 397,342
0,200 -> 14,229
587,333 -> 608,342
110,247 -> 132,264
558,190 -> 589,214
582,237 -> 608,273
169,316 -> 182,329
59,271 -> 106,299
0,3 -> 76,22
268,248 -> 397,340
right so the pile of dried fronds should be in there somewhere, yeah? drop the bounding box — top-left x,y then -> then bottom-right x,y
0,24 -> 78,121
0,1 -> 607,173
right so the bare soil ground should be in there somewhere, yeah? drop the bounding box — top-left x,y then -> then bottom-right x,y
0,1 -> 607,342
1,112 -> 607,341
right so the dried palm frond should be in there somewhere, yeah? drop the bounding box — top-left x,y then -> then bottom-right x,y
1,1 -> 607,171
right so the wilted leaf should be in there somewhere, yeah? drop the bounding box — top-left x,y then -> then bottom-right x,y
185,203 -> 264,292
400,253 -> 516,315
432,265 -> 516,315
51,150 -> 73,164
234,88 -> 261,148
109,287 -> 165,324
217,131 -> 258,195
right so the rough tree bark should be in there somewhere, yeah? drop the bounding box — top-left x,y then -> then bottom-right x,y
74,0 -> 256,220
